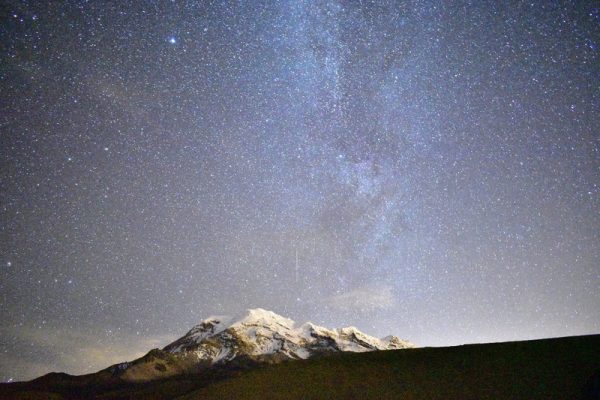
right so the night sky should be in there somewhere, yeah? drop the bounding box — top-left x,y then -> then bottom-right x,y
1,0 -> 599,382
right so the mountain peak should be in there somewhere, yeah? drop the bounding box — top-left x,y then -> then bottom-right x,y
245,307 -> 276,315
163,308 -> 413,361
230,308 -> 295,329
113,309 -> 414,382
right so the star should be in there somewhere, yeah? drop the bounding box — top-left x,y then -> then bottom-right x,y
0,0 -> 597,383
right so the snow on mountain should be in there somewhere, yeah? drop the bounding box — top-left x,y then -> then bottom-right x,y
109,308 -> 414,381
162,308 -> 414,364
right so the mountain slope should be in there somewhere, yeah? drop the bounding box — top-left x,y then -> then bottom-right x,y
107,308 -> 413,382
1,334 -> 599,400
178,333 -> 600,400
163,308 -> 413,361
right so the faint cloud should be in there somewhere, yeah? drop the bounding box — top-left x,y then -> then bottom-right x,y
328,284 -> 397,313
0,326 -> 174,382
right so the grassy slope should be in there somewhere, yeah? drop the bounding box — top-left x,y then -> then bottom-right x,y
180,334 -> 600,400
1,334 -> 599,400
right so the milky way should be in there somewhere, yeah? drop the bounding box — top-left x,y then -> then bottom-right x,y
1,1 -> 599,381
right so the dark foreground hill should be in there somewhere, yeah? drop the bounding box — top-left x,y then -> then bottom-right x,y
1,334 -> 599,400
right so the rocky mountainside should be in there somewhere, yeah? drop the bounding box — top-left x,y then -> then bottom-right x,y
3,334 -> 599,399
110,308 -> 414,381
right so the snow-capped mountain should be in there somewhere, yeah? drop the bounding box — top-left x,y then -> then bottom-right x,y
164,308 -> 413,361
111,308 -> 414,381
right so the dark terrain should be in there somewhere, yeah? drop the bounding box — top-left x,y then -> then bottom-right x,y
1,334 -> 599,400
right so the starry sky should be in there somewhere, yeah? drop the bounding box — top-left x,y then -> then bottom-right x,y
1,0 -> 599,382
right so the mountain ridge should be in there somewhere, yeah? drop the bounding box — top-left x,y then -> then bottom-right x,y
2,334 -> 598,399
109,308 -> 414,382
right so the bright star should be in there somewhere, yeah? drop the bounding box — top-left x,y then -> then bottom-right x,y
168,37 -> 176,44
